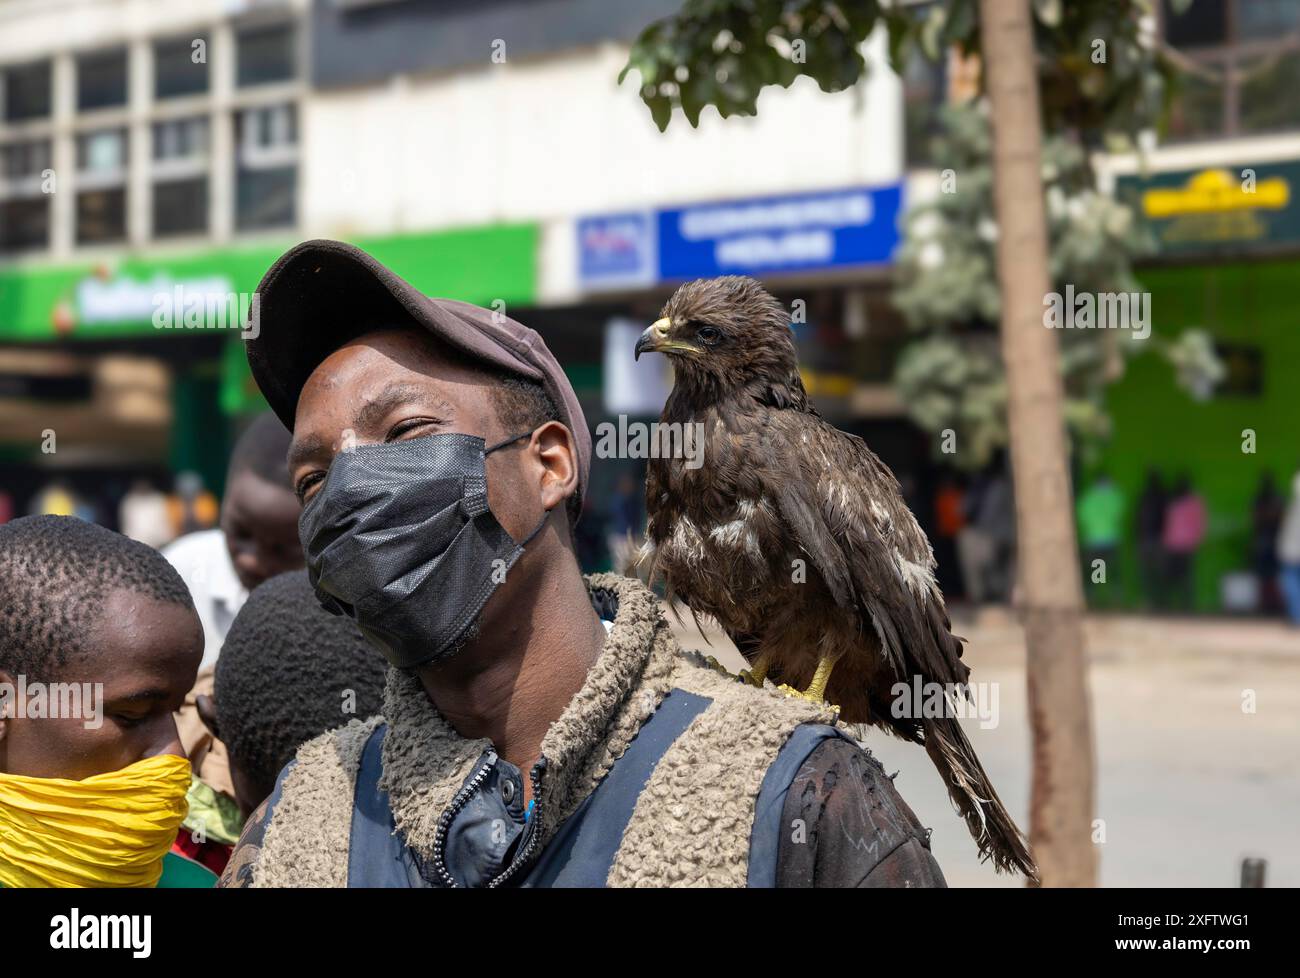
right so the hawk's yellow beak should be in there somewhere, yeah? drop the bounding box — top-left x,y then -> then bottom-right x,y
635,318 -> 699,360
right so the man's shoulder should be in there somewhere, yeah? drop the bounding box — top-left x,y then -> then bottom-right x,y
777,736 -> 948,887
665,649 -> 841,730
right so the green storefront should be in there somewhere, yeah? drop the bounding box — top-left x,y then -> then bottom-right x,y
1100,162 -> 1300,612
0,224 -> 537,496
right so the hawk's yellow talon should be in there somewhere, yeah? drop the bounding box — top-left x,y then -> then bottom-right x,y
701,654 -> 733,678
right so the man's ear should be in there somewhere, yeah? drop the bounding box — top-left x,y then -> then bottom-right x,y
196,693 -> 220,741
531,421 -> 579,515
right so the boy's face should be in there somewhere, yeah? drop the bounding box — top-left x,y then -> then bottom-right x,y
0,588 -> 203,781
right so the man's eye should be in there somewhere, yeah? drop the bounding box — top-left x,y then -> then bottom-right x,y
295,472 -> 324,502
697,325 -> 722,344
112,713 -> 147,728
386,418 -> 435,442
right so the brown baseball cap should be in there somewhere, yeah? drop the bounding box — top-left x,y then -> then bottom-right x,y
245,238 -> 590,507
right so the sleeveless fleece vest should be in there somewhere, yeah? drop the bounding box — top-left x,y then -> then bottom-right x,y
250,573 -> 837,887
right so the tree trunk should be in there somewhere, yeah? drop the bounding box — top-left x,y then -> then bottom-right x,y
978,0 -> 1098,887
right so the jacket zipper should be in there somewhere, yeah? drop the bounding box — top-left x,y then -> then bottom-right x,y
428,752 -> 548,889
428,751 -> 496,888
486,758 -> 546,889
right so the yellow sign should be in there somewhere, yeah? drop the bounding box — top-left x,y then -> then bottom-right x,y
1141,168 -> 1290,219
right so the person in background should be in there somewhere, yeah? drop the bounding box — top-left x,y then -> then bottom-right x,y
198,570 -> 388,831
932,473 -> 966,600
1252,472 -> 1285,615
1077,471 -> 1126,609
28,478 -> 81,518
164,412 -> 303,672
119,478 -> 174,549
164,412 -> 303,816
1162,474 -> 1207,613
0,516 -> 213,888
1275,467 -> 1300,627
167,471 -> 220,537
959,457 -> 1015,605
1135,469 -> 1168,609
606,470 -> 643,574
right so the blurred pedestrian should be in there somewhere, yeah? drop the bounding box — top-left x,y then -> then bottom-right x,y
958,458 -> 1015,604
606,470 -> 643,574
1162,475 -> 1207,613
28,478 -> 80,518
932,473 -> 966,599
1252,472 -> 1285,614
0,516 -> 215,888
1276,468 -> 1300,626
167,471 -> 219,537
164,413 -> 303,671
1077,471 -> 1125,608
119,478 -> 174,549
165,412 -> 303,810
1135,469 -> 1168,609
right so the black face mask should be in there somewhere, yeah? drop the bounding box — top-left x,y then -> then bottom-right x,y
299,431 -> 547,670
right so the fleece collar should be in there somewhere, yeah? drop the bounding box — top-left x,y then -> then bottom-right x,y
378,572 -> 678,863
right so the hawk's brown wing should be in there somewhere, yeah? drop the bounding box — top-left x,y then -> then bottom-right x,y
757,407 -> 968,689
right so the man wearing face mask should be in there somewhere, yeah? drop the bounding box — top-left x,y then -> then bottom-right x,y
221,240 -> 946,888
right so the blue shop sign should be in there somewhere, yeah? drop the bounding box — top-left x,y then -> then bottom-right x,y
577,184 -> 902,290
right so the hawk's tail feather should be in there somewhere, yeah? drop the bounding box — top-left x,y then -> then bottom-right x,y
923,712 -> 1040,885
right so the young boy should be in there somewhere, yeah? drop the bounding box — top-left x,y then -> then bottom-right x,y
199,568 -> 388,821
0,515 -> 215,888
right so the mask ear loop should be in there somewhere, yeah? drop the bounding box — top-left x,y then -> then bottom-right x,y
485,430 -> 535,455
484,428 -> 557,547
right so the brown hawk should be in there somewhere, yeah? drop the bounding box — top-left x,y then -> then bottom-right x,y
634,275 -> 1037,881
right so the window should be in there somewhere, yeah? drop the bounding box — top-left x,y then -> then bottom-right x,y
155,35 -> 209,99
153,117 -> 209,236
3,61 -> 52,122
1162,0 -> 1300,140
1162,0 -> 1227,48
77,48 -> 128,111
1,140 -> 52,182
237,23 -> 296,87
76,129 -> 128,244
234,104 -> 296,230
76,128 -> 128,181
903,48 -> 947,168
153,178 -> 208,237
153,116 -> 208,166
0,139 -> 52,252
0,198 -> 50,252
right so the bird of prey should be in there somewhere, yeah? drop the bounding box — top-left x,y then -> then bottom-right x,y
634,275 -> 1037,881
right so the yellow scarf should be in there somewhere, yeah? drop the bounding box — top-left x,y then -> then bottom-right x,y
0,754 -> 191,888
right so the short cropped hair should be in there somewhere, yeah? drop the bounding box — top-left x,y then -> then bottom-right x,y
0,515 -> 194,680
214,570 -> 387,792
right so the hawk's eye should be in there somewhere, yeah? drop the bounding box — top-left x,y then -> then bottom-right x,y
696,325 -> 722,345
